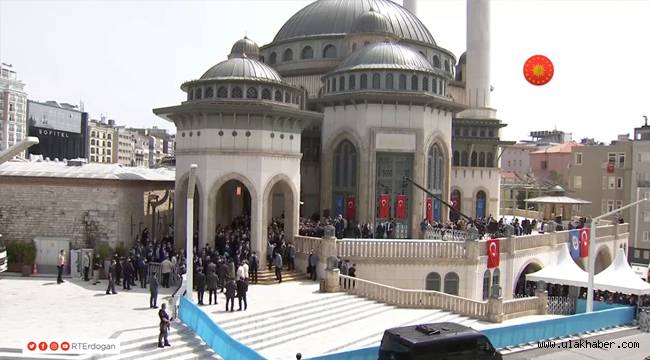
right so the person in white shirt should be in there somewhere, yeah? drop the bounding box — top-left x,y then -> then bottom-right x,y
242,261 -> 249,280
236,264 -> 245,280
57,250 -> 65,284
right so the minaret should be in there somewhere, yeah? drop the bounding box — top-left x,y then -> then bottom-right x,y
403,0 -> 417,15
465,0 -> 491,111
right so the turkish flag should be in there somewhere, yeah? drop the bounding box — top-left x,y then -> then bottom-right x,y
395,195 -> 407,219
487,239 -> 500,269
346,196 -> 355,220
379,194 -> 390,219
607,162 -> 615,173
579,228 -> 590,258
426,197 -> 433,222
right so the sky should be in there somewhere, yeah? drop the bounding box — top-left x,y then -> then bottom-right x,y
0,0 -> 649,143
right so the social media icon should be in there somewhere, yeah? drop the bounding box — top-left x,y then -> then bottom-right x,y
61,342 -> 70,351
27,342 -> 36,351
50,342 -> 59,351
38,342 -> 47,351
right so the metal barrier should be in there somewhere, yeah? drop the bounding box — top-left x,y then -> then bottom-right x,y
424,228 -> 480,241
547,296 -> 575,315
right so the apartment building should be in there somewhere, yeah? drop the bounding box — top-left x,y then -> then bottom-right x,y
88,118 -> 117,163
0,63 -> 28,157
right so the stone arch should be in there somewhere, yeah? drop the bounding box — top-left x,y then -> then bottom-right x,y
262,173 -> 299,256
175,171 -> 204,250
514,259 -> 544,296
472,186 -> 490,219
444,272 -> 460,295
425,272 -> 441,291
595,245 -> 613,274
423,133 -> 451,221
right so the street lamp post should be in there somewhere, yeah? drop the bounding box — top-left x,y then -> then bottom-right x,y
586,197 -> 649,312
185,164 -> 198,301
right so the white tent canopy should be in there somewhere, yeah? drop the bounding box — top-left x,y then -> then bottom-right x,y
594,248 -> 650,295
526,244 -> 589,287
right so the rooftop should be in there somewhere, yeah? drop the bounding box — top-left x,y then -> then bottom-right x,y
530,142 -> 582,154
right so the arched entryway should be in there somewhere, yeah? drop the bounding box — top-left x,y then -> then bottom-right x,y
515,262 -> 542,296
475,190 -> 487,219
263,175 -> 298,252
444,272 -> 459,295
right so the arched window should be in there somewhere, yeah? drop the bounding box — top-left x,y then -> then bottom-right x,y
360,74 -> 368,89
399,74 -> 407,89
349,74 -> 356,90
91,131 -> 95,137
339,76 -> 345,91
333,140 -> 358,217
453,151 -> 460,166
450,189 -> 461,222
261,88 -> 271,100
284,91 -> 291,103
372,73 -> 380,89
246,87 -> 258,99
433,55 -> 441,68
425,272 -> 441,291
482,270 -> 491,300
432,78 -> 437,94
91,139 -> 95,145
323,44 -> 337,58
217,86 -> 228,98
427,144 -> 444,195
479,152 -> 486,167
269,52 -> 277,65
411,75 -> 418,90
422,77 -> 429,91
471,151 -> 478,167
444,59 -> 450,72
444,272 -> 459,295
195,88 -> 202,100
492,268 -> 500,292
487,152 -> 494,167
187,89 -> 193,101
231,86 -> 243,98
283,48 -> 293,61
205,87 -> 214,98
461,151 -> 469,166
386,73 -> 394,89
332,78 -> 337,92
274,90 -> 282,101
476,191 -> 487,218
301,46 -> 314,59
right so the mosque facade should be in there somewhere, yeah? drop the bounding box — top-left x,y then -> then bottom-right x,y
154,0 -> 508,261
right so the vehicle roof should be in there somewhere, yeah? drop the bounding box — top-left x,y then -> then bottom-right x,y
383,322 -> 483,347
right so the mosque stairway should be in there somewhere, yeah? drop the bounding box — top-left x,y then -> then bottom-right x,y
253,267 -> 309,285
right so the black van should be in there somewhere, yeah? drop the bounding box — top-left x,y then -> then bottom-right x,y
378,322 -> 502,360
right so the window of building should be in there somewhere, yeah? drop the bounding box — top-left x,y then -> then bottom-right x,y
301,46 -> 314,59
427,144 -> 444,193
262,88 -> 271,100
453,150 -> 459,166
9,103 -> 14,112
275,90 -> 282,101
331,78 -> 337,92
471,152 -> 478,167
231,87 -> 243,98
461,151 -> 469,166
91,148 -> 95,154
616,177 -> 623,189
372,73 -> 380,89
91,131 -> 95,137
573,176 -> 582,190
217,86 -> 228,98
425,272 -> 441,291
616,200 -> 623,209
323,44 -> 337,58
247,87 -> 258,99
195,87 -> 202,100
411,75 -> 418,90
339,76 -> 345,91
285,91 -> 291,103
422,76 -> 429,91
608,176 -> 616,189
107,141 -> 112,147
444,59 -> 450,72
349,74 -> 356,90
643,211 -> 650,223
443,272 -> 459,296
205,87 -> 214,98
575,152 -> 583,165
478,152 -> 485,167
487,153 -> 494,167
618,153 -> 625,168
540,160 -> 547,170
643,231 -> 650,242
607,200 -> 615,212
386,73 -> 393,89
269,52 -> 277,65
608,152 -> 616,164
432,55 -> 440,68
482,270 -> 491,300
91,139 -> 95,145
360,74 -> 368,89
107,134 -> 112,140
432,78 -> 437,94
399,74 -> 406,90
283,48 -> 293,61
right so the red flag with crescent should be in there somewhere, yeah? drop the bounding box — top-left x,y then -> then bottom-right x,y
379,194 -> 390,219
426,197 -> 433,222
579,228 -> 590,258
346,195 -> 356,220
487,239 -> 500,269
395,195 -> 407,219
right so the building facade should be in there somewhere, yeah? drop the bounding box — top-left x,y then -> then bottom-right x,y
114,127 -> 138,166
529,142 -> 582,187
0,63 -> 27,158
88,118 -> 117,164
27,100 -> 88,160
631,121 -> 650,264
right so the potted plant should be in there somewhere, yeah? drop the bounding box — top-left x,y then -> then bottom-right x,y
21,242 -> 36,276
6,241 -> 36,276
95,243 -> 113,279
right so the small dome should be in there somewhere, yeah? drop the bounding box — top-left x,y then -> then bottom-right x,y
335,42 -> 434,73
229,37 -> 260,59
351,8 -> 393,35
200,57 -> 283,83
458,51 -> 467,65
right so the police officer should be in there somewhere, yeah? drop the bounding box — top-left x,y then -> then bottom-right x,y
158,303 -> 171,348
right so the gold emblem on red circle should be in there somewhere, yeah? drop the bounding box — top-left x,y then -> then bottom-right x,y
524,55 -> 554,86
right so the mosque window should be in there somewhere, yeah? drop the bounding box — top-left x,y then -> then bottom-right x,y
482,270 -> 491,300
372,73 -> 380,89
422,77 -> 429,92
349,74 -> 356,90
333,140 -> 357,207
461,151 -> 469,166
275,90 -> 282,101
444,59 -> 450,72
283,48 -> 293,62
284,92 -> 291,103
187,89 -> 193,101
386,73 -> 394,89
425,272 -> 441,291
247,87 -> 258,99
217,86 -> 228,98
205,87 -> 214,98
444,272 -> 459,296
433,55 -> 441,68
323,44 -> 337,59
462,128 -> 468,137
471,128 -> 477,137
427,144 -> 444,193
339,76 -> 345,91
360,74 -> 368,89
399,74 -> 406,90
453,151 -> 460,166
195,88 -> 202,100
301,46 -> 314,59
231,86 -> 243,98
332,78 -> 337,92
488,130 -> 494,138
479,152 -> 486,167
432,78 -> 437,94
411,75 -> 418,91
262,88 -> 271,100
480,128 -> 486,137
487,152 -> 494,167
471,151 -> 478,167
269,52 -> 277,65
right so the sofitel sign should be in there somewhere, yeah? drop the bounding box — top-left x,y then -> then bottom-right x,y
38,128 -> 70,138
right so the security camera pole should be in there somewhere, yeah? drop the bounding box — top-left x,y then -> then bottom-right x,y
185,164 -> 198,301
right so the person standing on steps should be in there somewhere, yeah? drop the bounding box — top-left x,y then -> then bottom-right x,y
195,267 -> 206,305
137,255 -> 146,288
308,250 -> 319,281
287,243 -> 296,271
249,252 -> 259,284
57,250 -> 65,284
348,263 -> 357,289
149,272 -> 159,308
273,251 -> 283,283
217,259 -> 227,293
105,260 -> 117,295
122,257 -> 132,291
158,303 -> 171,348
82,252 -> 90,282
160,256 -> 172,288
207,266 -> 218,305
225,278 -> 236,312
236,276 -> 248,311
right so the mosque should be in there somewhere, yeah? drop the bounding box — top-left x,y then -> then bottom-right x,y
154,0 -> 508,260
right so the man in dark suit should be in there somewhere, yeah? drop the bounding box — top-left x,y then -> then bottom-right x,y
158,303 -> 171,348
237,277 -> 248,311
122,257 -> 132,290
105,260 -> 117,295
249,252 -> 259,284
149,273 -> 159,308
206,268 -> 218,305
195,267 -> 206,305
217,260 -> 227,293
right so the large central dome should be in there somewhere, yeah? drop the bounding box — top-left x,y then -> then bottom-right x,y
273,0 -> 435,46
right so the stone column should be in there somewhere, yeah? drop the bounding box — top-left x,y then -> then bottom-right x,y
535,288 -> 548,315
487,296 -> 504,323
252,196 -> 265,262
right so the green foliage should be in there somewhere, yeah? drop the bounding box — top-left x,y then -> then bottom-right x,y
6,241 -> 37,264
114,243 -> 128,257
95,243 -> 113,262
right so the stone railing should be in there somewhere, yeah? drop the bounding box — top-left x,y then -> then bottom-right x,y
337,239 -> 467,259
293,235 -> 322,254
424,228 -> 480,241
338,275 -> 544,323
